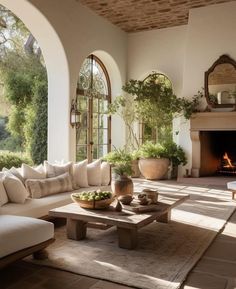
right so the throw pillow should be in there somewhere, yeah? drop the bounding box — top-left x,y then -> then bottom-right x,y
101,161 -> 111,186
87,159 -> 102,186
25,172 -> 73,199
0,173 -> 8,206
73,159 -> 89,188
21,163 -> 46,180
3,173 -> 28,204
44,161 -> 73,178
2,167 -> 24,183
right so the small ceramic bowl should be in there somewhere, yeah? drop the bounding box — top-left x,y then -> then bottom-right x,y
118,194 -> 133,205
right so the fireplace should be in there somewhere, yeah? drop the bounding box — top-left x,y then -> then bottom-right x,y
190,111 -> 236,177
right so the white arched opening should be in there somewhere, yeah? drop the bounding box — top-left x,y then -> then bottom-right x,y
0,0 -> 70,162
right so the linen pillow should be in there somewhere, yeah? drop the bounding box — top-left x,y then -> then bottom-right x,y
87,159 -> 102,186
101,161 -> 111,186
44,161 -> 73,178
22,163 -> 46,180
2,167 -> 24,183
25,172 -> 73,199
3,173 -> 28,204
73,159 -> 89,188
0,173 -> 8,206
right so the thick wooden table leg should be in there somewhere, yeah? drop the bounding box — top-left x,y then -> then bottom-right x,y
33,249 -> 48,260
66,219 -> 87,240
117,227 -> 138,249
232,191 -> 236,200
156,211 -> 171,223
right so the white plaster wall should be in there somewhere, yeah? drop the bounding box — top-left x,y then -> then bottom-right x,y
127,25 -> 187,96
179,1 -> 236,175
0,0 -> 127,162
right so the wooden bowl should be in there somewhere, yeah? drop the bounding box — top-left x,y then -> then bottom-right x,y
71,195 -> 114,210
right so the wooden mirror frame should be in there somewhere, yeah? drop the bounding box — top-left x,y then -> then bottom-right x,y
205,54 -> 236,108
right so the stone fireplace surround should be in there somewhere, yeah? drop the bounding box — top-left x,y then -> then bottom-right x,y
190,111 -> 236,177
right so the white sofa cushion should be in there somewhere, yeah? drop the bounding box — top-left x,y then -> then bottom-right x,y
0,177 -> 8,206
44,161 -> 73,178
3,173 -> 28,203
22,163 -> 46,180
2,167 -> 24,183
101,162 -> 110,186
87,159 -> 102,186
73,160 -> 89,188
0,215 -> 54,258
25,172 -> 73,199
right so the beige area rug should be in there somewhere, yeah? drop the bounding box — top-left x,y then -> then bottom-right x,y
28,183 -> 236,289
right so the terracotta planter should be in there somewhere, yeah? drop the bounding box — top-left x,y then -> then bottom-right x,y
111,176 -> 134,197
131,159 -> 140,178
138,158 -> 170,180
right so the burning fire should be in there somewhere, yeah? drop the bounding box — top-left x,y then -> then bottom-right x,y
223,152 -> 234,168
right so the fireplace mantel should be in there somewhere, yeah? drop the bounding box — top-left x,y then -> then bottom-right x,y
190,112 -> 236,177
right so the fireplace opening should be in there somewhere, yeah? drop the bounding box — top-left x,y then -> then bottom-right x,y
200,131 -> 236,176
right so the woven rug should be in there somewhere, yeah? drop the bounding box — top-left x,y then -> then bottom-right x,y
28,185 -> 235,289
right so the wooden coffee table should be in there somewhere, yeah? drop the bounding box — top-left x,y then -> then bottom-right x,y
49,193 -> 189,249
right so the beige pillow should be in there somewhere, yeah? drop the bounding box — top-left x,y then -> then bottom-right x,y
73,160 -> 89,188
22,163 -> 46,180
2,167 -> 24,183
3,173 -> 28,204
25,172 -> 73,199
0,173 -> 8,206
87,159 -> 102,186
44,161 -> 73,178
101,162 -> 111,186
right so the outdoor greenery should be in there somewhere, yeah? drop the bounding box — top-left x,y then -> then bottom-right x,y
0,150 -> 32,170
0,5 -> 47,165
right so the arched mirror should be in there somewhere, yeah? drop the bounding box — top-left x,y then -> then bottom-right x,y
205,54 -> 236,109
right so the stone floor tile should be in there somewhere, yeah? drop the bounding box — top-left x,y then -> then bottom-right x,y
204,238 -> 236,261
90,280 -> 135,289
194,258 -> 236,278
182,271 -> 228,289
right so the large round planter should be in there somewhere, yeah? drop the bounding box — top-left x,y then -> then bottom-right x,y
138,158 -> 170,180
111,176 -> 134,197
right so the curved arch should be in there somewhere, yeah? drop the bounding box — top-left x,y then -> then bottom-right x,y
0,0 -> 70,162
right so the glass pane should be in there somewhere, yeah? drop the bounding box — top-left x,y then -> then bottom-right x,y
80,112 -> 88,129
77,95 -> 88,111
98,129 -> 108,145
76,146 -> 87,161
99,114 -> 108,129
93,98 -> 98,113
77,129 -> 87,145
93,145 -> 98,159
97,145 -> 108,158
93,113 -> 98,129
92,129 -> 98,145
99,99 -> 108,113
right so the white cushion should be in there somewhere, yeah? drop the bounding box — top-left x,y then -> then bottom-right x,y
22,163 -> 46,180
0,175 -> 8,206
0,215 -> 54,258
87,159 -> 102,186
44,161 -> 73,178
73,159 -> 89,188
227,181 -> 236,190
3,173 -> 28,203
26,172 -> 73,199
101,162 -> 110,186
2,167 -> 24,183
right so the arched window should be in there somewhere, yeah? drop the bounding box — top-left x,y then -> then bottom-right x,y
139,73 -> 172,144
76,55 -> 111,161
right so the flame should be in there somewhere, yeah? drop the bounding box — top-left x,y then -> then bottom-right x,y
223,152 -> 233,168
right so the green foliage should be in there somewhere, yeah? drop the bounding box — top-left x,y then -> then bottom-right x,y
0,116 -> 10,139
138,140 -> 187,166
103,148 -> 133,177
0,150 -> 32,170
0,135 -> 22,152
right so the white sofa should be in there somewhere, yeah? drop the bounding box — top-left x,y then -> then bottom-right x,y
0,185 -> 110,218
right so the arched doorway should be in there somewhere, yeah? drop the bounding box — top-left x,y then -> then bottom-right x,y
76,54 -> 111,161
